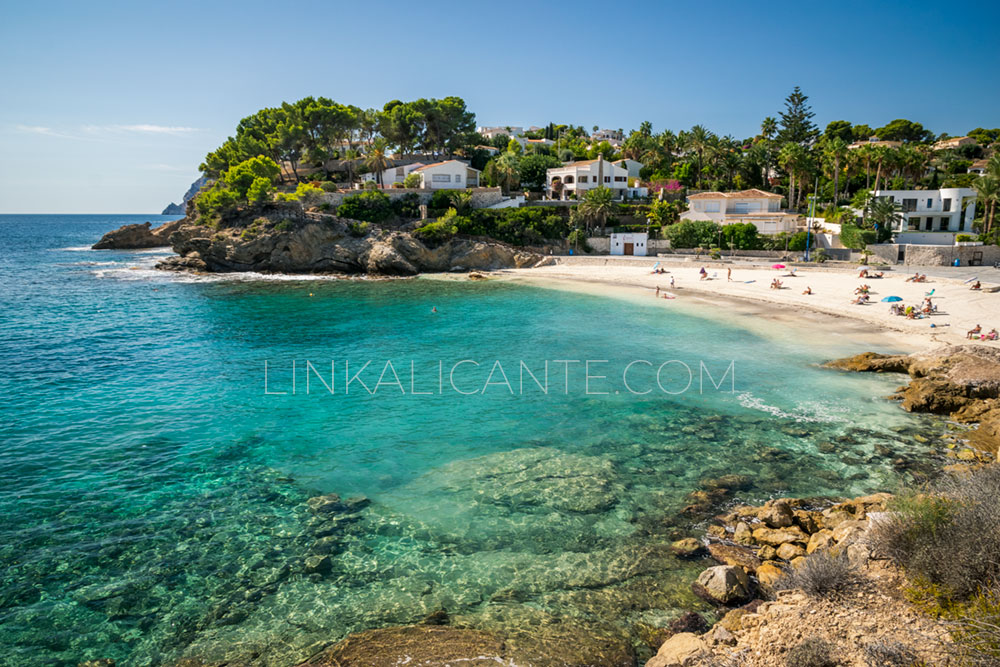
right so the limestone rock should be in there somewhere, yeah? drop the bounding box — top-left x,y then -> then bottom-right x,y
756,561 -> 784,591
806,529 -> 835,554
733,521 -> 754,546
759,500 -> 794,528
718,608 -> 749,632
707,543 -> 760,573
645,632 -> 708,667
307,493 -> 344,514
832,519 -> 868,545
751,525 -> 808,547
303,555 -> 332,575
776,542 -> 806,560
692,566 -> 751,605
670,538 -> 706,559
92,219 -> 184,249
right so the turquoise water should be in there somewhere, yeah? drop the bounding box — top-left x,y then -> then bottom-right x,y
0,215 -> 939,666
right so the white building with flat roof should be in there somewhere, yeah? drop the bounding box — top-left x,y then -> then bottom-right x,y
874,187 -> 977,245
610,232 -> 647,256
546,157 -> 630,199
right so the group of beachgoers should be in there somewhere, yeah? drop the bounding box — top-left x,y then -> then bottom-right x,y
967,325 -> 1000,340
858,268 -> 885,279
905,272 -> 929,283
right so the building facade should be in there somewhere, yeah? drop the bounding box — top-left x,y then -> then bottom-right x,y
680,189 -> 803,235
413,160 -> 481,189
546,157 -> 630,199
874,187 -> 977,245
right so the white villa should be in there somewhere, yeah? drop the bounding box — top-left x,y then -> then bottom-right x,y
361,162 -> 424,186
681,189 -> 804,235
412,160 -> 481,189
875,187 -> 977,245
613,159 -> 644,182
610,232 -> 648,256
477,125 -> 543,140
546,157 -> 630,199
933,136 -> 977,151
591,129 -> 624,146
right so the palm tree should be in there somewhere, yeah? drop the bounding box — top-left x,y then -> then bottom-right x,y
778,142 -> 809,209
486,152 -> 520,194
578,186 -> 617,234
867,196 -> 903,237
760,117 -> 778,140
823,137 -> 848,203
363,138 -> 391,188
974,175 -> 999,235
871,146 -> 898,193
686,125 -> 715,189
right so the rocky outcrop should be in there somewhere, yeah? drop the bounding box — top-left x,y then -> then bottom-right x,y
162,177 -> 209,215
149,211 -> 543,276
91,219 -> 185,249
826,345 -> 1000,455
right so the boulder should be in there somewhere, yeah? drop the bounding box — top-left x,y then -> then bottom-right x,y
832,519 -> 868,545
776,542 -> 806,561
303,555 -> 332,575
806,529 -> 835,554
707,543 -> 761,573
306,493 -> 344,514
691,566 -> 752,605
732,521 -> 754,546
751,525 -> 808,547
757,545 -> 777,561
755,561 -> 784,591
670,538 -> 706,559
793,509 -> 821,534
759,500 -> 794,528
718,607 -> 749,632
645,632 -> 708,667
668,611 -> 710,636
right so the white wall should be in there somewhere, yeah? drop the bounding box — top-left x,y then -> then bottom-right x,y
610,233 -> 648,256
418,163 -> 480,189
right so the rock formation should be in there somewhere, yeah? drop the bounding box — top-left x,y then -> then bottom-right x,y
161,176 -> 209,215
826,345 -> 1000,456
91,219 -> 185,249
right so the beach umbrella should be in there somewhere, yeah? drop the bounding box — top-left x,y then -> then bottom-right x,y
771,264 -> 786,269
881,296 -> 903,302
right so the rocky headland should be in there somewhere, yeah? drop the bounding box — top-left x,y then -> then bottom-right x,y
93,203 -> 547,276
91,218 -> 186,250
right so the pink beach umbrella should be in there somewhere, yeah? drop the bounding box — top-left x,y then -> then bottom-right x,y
771,264 -> 786,269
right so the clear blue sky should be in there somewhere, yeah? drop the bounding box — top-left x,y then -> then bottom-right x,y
1,0 -> 997,213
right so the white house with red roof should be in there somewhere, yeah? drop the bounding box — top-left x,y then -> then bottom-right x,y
361,162 -> 424,186
681,189 -> 804,235
545,156 -> 630,199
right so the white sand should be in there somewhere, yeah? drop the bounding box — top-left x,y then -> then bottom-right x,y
499,260 -> 1000,349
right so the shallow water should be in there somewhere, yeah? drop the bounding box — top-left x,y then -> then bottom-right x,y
0,215 -> 941,665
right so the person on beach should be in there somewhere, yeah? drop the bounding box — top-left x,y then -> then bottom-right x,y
971,281 -> 982,290
859,268 -> 868,278
968,324 -> 982,339
802,287 -> 812,295
727,267 -> 732,282
655,286 -> 660,297
699,267 -> 707,280
670,276 -> 676,289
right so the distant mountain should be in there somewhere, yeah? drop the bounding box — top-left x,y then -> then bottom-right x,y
162,177 -> 209,215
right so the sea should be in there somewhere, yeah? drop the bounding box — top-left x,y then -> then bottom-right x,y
0,214 -> 942,666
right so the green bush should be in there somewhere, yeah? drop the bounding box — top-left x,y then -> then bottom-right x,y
662,220 -> 720,248
414,219 -> 458,245
429,189 -> 464,210
348,221 -> 370,237
403,173 -> 421,188
456,207 -> 569,246
273,219 -> 294,232
337,190 -> 392,223
956,234 -> 975,242
840,223 -> 877,250
392,193 -> 422,219
319,181 -> 338,192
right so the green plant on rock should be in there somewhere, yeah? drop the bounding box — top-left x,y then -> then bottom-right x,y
348,221 -> 369,237
337,190 -> 392,223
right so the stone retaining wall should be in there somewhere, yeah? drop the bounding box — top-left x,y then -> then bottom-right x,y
318,188 -> 504,210
868,243 -> 1000,266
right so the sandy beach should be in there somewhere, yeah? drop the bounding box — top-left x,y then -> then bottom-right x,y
500,259 -> 1000,349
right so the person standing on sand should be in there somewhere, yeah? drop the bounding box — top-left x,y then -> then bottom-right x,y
727,267 -> 732,282
655,286 -> 660,297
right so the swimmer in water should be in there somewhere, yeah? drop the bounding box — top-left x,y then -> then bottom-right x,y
432,307 -> 437,313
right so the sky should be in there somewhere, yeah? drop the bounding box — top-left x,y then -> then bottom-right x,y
1,0 -> 998,213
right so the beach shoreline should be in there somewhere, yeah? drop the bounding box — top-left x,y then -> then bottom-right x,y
478,258 -> 1000,352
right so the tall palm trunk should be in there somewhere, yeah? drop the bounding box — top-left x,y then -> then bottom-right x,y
832,158 -> 840,205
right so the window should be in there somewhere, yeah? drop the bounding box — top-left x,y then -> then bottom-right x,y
604,176 -> 610,183
909,217 -> 920,230
924,217 -> 932,231
432,174 -> 451,183
943,198 -> 951,212
939,217 -> 949,231
614,176 -> 626,182
578,175 -> 587,183
395,167 -> 405,177
927,198 -> 933,209
705,202 -> 720,213
454,175 -> 462,184
902,198 -> 917,212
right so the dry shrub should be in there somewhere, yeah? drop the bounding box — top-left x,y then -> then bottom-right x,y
774,549 -> 856,598
869,465 -> 1000,600
784,637 -> 841,667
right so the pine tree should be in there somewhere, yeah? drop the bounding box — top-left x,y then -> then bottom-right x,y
777,86 -> 818,145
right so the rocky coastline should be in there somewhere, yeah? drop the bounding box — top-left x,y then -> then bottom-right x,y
92,205 -> 548,276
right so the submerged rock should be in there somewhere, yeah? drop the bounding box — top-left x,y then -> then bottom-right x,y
691,565 -> 751,605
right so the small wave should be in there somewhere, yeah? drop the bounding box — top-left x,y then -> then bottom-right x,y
737,392 -> 845,423
57,246 -> 96,252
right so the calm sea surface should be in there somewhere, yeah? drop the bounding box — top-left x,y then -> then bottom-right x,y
0,215 -> 939,665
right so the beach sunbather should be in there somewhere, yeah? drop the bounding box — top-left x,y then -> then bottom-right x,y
802,287 -> 812,295
968,324 -> 982,339
971,281 -> 981,290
